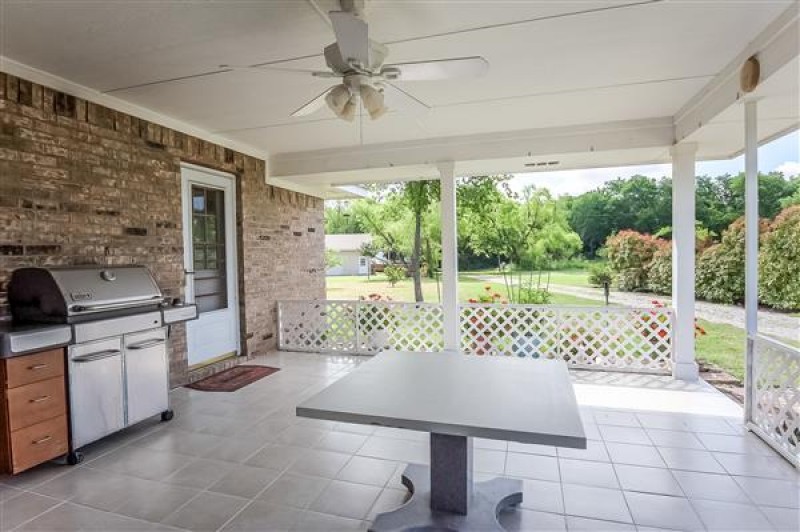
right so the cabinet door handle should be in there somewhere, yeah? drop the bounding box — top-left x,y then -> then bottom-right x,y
73,350 -> 121,363
127,338 -> 166,350
32,435 -> 52,445
29,395 -> 51,404
28,364 -> 48,370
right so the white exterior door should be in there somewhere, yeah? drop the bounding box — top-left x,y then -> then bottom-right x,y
181,164 -> 240,366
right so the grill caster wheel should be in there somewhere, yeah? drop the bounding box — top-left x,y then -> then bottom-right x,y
161,409 -> 174,422
67,451 -> 83,466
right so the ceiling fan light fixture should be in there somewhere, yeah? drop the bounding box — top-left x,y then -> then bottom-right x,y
340,99 -> 357,122
325,84 -> 351,115
360,84 -> 387,120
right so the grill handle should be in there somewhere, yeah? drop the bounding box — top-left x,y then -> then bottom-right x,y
72,349 -> 122,363
70,297 -> 165,313
127,338 -> 166,350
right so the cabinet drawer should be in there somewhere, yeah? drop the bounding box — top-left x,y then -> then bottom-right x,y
5,349 -> 64,389
6,377 -> 66,431
10,415 -> 68,474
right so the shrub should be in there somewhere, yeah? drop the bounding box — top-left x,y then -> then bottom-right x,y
517,285 -> 552,304
696,218 -> 749,304
759,206 -> 800,310
605,230 -> 662,291
383,265 -> 406,287
647,242 -> 672,295
587,263 -> 613,287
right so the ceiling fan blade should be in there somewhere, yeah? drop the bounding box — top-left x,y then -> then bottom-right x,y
382,82 -> 431,115
291,88 -> 333,117
381,56 -> 489,81
329,11 -> 370,68
221,64 -> 329,76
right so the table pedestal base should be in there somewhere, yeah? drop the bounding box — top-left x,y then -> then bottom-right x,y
370,464 -> 522,532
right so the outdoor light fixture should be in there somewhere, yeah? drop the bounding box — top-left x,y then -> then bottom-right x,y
360,84 -> 387,120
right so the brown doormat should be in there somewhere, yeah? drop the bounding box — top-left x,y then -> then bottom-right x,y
186,365 -> 280,392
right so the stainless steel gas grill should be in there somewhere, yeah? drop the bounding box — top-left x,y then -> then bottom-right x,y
8,266 -> 197,465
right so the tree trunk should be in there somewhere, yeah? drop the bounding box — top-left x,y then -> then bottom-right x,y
411,209 -> 424,302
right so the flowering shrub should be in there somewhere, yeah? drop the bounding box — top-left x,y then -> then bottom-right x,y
646,241 -> 672,295
759,206 -> 800,310
605,230 -> 663,291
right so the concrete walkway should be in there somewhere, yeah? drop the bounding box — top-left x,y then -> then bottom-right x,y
477,276 -> 799,345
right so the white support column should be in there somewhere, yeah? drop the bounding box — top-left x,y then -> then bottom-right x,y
671,142 -> 699,381
744,99 -> 759,420
438,161 -> 459,352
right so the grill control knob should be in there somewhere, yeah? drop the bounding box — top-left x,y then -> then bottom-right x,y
100,270 -> 116,282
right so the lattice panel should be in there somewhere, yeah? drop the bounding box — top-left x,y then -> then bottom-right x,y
460,304 -> 672,373
750,337 -> 800,467
278,300 -> 357,353
357,302 -> 444,353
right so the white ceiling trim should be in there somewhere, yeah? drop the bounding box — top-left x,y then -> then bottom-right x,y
0,55 -> 270,162
674,1 -> 799,142
270,117 -> 675,178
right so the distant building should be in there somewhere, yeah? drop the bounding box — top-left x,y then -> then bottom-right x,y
325,234 -> 373,276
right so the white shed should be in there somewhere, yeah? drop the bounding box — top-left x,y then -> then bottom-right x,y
325,234 -> 372,276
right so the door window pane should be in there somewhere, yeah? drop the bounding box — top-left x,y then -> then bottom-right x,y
190,185 -> 228,313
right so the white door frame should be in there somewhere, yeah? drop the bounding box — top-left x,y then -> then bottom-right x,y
180,163 -> 241,363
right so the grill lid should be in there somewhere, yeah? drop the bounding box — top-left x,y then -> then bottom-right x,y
9,266 -> 164,323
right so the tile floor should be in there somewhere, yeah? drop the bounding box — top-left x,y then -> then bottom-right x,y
0,352 -> 797,531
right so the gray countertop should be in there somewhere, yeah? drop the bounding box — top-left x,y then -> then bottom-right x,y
0,320 -> 72,358
297,351 -> 587,448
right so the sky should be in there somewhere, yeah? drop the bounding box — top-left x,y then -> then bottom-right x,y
508,130 -> 800,197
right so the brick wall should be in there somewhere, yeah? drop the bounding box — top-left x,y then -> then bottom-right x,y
0,72 -> 325,386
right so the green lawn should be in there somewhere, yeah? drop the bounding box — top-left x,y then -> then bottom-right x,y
695,320 -> 746,381
326,274 -> 603,306
462,268 -> 592,288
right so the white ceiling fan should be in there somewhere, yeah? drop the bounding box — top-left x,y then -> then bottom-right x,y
230,0 -> 489,122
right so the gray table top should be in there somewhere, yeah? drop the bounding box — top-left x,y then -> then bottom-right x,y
297,351 -> 586,449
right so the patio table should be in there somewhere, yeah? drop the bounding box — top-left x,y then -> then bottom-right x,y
296,351 -> 586,531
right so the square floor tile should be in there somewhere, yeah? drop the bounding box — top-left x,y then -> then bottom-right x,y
598,426 -> 651,445
645,428 -> 704,449
517,479 -> 564,514
696,433 -> 774,455
614,464 -> 682,496
18,502 -> 155,531
760,504 -> 800,531
163,458 -> 234,489
593,411 -> 641,427
671,470 -> 750,503
505,453 -> 560,482
474,449 -> 506,474
258,473 -> 330,509
0,493 -> 61,530
221,500 -> 302,531
209,464 -> 282,499
733,475 -> 800,508
287,449 -> 350,478
565,516 -> 636,531
292,510 -> 364,531
113,480 -> 198,522
605,443 -> 665,468
562,484 -> 632,523
657,447 -> 726,473
315,431 -> 368,454
274,425 -> 327,448
557,440 -> 610,462
475,438 -> 508,451
623,491 -> 702,530
498,508 -> 567,531
336,456 -> 398,487
162,491 -> 248,531
692,499 -> 773,530
246,444 -> 306,471
309,479 -> 382,520
559,458 -> 619,489
713,452 -> 799,480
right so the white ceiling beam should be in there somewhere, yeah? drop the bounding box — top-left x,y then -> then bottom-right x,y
674,1 -> 799,143
269,117 -> 675,178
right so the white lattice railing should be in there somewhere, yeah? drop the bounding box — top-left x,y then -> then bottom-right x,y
747,336 -> 800,468
278,300 -> 673,373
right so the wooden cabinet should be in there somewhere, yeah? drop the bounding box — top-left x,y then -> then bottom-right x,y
0,348 -> 68,474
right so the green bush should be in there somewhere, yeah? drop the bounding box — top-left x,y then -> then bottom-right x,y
517,285 -> 552,304
759,206 -> 800,310
647,242 -> 672,295
605,230 -> 662,291
587,263 -> 613,287
696,218 -> 747,304
383,265 -> 406,287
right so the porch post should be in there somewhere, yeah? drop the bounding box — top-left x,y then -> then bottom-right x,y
744,99 -> 758,420
438,161 -> 460,352
670,142 -> 699,381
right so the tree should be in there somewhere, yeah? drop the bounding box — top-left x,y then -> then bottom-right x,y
403,181 -> 439,302
325,201 -> 363,234
759,206 -> 800,310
